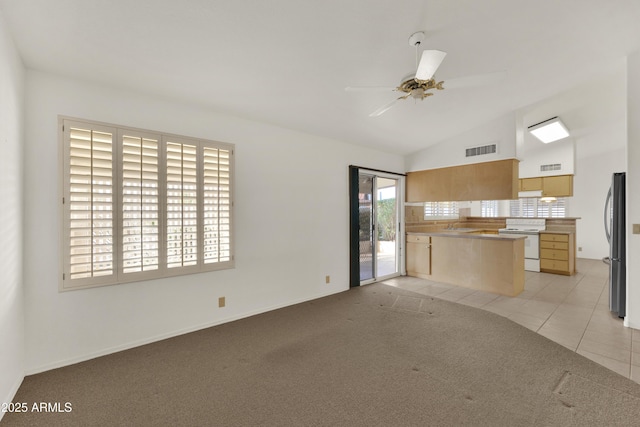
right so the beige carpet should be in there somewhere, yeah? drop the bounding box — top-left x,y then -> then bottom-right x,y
4,283 -> 640,426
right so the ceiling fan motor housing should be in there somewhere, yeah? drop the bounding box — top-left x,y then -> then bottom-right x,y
398,77 -> 444,100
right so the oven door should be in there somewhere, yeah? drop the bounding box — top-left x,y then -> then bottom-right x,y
498,231 -> 540,272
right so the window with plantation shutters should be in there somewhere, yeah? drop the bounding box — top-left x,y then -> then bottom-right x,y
66,125 -> 115,282
61,118 -> 234,291
480,200 -> 498,217
509,198 -> 567,218
423,201 -> 459,220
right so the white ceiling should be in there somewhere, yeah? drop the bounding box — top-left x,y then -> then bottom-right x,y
1,0 -> 639,155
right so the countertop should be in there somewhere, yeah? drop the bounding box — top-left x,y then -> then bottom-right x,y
407,229 -> 526,241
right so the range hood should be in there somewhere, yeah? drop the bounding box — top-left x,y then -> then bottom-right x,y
518,190 -> 543,198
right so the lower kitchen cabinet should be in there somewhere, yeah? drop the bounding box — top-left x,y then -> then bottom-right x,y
406,234 -> 431,278
540,232 -> 575,275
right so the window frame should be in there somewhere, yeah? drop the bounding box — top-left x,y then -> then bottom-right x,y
59,117 -> 235,291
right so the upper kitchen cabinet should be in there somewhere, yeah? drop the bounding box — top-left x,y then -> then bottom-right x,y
518,174 -> 573,197
541,175 -> 573,197
406,159 -> 519,202
520,177 -> 542,191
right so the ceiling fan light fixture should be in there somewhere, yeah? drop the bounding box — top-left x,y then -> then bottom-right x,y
528,117 -> 570,143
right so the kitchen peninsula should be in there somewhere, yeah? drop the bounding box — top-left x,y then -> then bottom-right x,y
407,229 -> 525,297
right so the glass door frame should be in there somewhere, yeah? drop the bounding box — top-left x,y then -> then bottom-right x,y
349,166 -> 405,287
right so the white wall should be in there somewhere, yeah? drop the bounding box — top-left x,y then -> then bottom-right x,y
405,112 -> 517,172
22,70 -> 405,373
565,65 -> 627,260
572,141 -> 625,260
518,139 -> 575,178
0,10 -> 24,417
516,64 -> 627,260
626,51 -> 640,329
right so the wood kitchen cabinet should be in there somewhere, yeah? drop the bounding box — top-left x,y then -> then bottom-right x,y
520,177 -> 542,191
539,232 -> 575,275
518,175 -> 573,197
541,175 -> 573,197
406,234 -> 431,279
406,158 -> 519,202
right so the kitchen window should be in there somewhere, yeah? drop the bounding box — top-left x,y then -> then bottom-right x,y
424,201 -> 459,220
60,118 -> 234,291
481,200 -> 499,217
509,198 -> 567,218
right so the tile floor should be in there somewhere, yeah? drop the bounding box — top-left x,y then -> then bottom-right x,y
382,258 -> 640,383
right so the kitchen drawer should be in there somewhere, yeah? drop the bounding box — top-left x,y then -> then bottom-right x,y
541,259 -> 569,272
407,234 -> 430,243
540,240 -> 569,250
540,233 -> 569,243
540,248 -> 569,261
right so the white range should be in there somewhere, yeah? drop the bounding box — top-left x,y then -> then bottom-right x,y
498,218 -> 546,272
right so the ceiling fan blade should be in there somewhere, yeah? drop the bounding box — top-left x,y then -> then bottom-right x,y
369,93 -> 411,117
415,50 -> 447,81
345,86 -> 396,92
443,71 -> 507,90
369,98 -> 401,117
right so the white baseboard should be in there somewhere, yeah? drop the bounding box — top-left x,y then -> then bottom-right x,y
0,375 -> 25,423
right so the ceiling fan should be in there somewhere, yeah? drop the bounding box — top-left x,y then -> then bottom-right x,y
346,31 -> 503,117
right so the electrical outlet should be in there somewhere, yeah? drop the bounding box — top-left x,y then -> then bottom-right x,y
634,224 -> 640,234
578,247 -> 582,252
218,297 -> 226,308
325,275 -> 330,284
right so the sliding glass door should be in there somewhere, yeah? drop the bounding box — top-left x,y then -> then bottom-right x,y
375,177 -> 398,279
358,173 -> 375,282
349,167 -> 403,287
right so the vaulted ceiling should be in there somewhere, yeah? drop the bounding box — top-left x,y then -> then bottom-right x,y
1,0 -> 639,154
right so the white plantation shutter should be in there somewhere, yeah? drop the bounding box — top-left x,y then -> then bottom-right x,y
509,198 -> 567,218
166,141 -> 199,268
61,118 -> 234,291
550,198 -> 567,217
203,147 -> 232,263
65,123 -> 116,285
510,199 -> 534,217
522,199 -> 535,217
423,201 -> 458,219
121,132 -> 160,274
537,198 -> 567,218
481,200 -> 498,217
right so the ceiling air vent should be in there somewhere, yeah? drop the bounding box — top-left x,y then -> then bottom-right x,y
540,163 -> 562,172
465,143 -> 497,158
